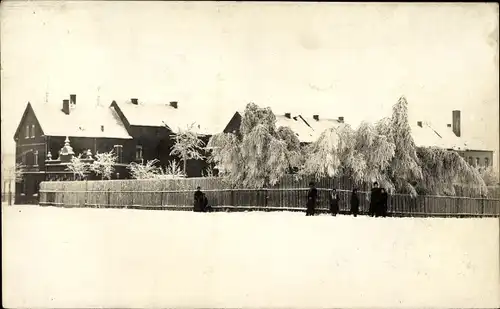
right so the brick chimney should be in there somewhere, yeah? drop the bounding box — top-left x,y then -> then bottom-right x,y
131,98 -> 138,105
447,124 -> 452,128
417,121 -> 423,127
452,110 -> 461,137
284,113 -> 291,119
62,99 -> 70,115
313,115 -> 319,121
70,94 -> 76,105
169,101 -> 178,109
338,116 -> 344,123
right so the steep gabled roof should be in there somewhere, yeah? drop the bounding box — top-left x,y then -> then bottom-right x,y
111,99 -> 221,135
298,116 -> 343,142
13,101 -> 132,140
13,102 -> 41,140
412,122 -> 468,150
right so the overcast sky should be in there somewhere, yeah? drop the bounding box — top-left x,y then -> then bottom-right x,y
1,2 -> 498,165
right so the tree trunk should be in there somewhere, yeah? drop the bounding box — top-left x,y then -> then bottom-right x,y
183,158 -> 187,176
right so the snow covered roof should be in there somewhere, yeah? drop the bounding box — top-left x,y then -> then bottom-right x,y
23,102 -> 132,139
112,100 -> 218,135
411,122 -> 468,150
233,111 -> 316,143
438,126 -> 469,150
275,115 -> 316,143
230,111 -> 345,143
298,116 -> 343,142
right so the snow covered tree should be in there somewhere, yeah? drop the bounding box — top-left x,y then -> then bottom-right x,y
207,102 -> 303,188
91,151 -> 117,180
300,125 -> 355,179
202,165 -> 218,178
379,96 -> 423,196
163,160 -> 184,177
127,159 -> 162,180
66,154 -> 91,180
300,121 -> 396,190
349,121 -> 396,190
477,166 -> 499,186
207,132 -> 244,186
169,123 -> 205,176
416,147 -> 487,196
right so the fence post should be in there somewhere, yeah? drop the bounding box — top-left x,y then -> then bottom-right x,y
264,189 -> 268,207
8,181 -> 12,206
481,198 -> 485,217
107,188 -> 111,207
84,180 -> 88,206
230,189 -> 235,208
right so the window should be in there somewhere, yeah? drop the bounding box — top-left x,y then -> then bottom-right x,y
135,145 -> 143,161
476,157 -> 480,166
21,152 -> 26,165
31,124 -> 35,138
34,150 -> 38,166
485,157 -> 490,167
25,125 -> 29,139
113,145 -> 123,163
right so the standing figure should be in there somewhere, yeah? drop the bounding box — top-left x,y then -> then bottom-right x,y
202,192 -> 212,212
329,188 -> 340,216
369,182 -> 381,217
306,181 -> 317,216
380,188 -> 388,217
350,188 -> 360,217
193,186 -> 204,212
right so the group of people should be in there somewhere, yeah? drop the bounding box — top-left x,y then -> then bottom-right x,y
306,181 -> 388,217
195,182 -> 389,216
368,182 -> 389,217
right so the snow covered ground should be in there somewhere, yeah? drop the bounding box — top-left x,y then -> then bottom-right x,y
3,205 -> 499,308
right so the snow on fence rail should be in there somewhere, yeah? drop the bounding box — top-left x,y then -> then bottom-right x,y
38,179 -> 500,217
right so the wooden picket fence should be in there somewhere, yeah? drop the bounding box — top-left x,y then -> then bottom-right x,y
38,178 -> 500,217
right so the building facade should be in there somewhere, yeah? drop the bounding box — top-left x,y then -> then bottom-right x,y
13,95 -> 216,204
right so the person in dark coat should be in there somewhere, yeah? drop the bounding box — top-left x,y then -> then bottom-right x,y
369,182 -> 382,217
380,188 -> 388,217
202,193 -> 212,212
194,186 -> 204,212
329,188 -> 340,216
306,181 -> 317,216
350,188 -> 360,217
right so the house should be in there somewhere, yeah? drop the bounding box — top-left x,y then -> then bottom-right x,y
412,110 -> 494,167
13,95 -> 218,204
13,95 -> 134,204
110,98 -> 219,177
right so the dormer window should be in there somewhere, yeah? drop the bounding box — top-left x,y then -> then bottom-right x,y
25,125 -> 29,139
31,124 -> 35,138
